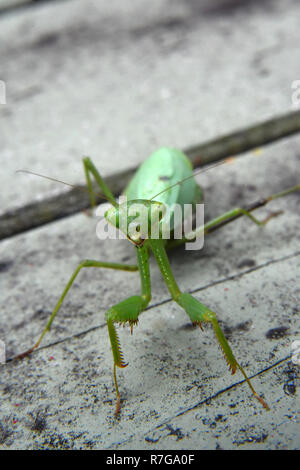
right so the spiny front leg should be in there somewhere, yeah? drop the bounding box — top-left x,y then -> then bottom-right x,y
106,295 -> 149,415
149,238 -> 269,410
106,243 -> 152,415
177,293 -> 269,410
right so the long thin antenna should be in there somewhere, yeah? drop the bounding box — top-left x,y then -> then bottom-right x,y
16,170 -> 81,190
16,169 -> 111,203
150,157 -> 234,201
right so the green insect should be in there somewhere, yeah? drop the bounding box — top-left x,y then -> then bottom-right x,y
16,147 -> 299,415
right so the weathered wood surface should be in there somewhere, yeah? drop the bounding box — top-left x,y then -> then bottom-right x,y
0,0 -> 299,450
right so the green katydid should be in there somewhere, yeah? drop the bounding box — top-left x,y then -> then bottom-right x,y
16,147 -> 300,415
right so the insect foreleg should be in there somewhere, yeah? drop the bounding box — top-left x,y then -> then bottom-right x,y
149,238 -> 269,410
177,293 -> 269,409
105,243 -> 152,414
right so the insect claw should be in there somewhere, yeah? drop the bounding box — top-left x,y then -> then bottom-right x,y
226,358 -> 236,374
260,210 -> 283,225
193,321 -> 203,331
255,395 -> 270,411
119,361 -> 128,368
14,342 -> 40,360
115,396 -> 121,416
14,349 -> 32,360
224,355 -> 236,374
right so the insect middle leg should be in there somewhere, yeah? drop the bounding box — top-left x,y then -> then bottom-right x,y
15,259 -> 138,359
168,184 -> 300,249
83,156 -> 117,207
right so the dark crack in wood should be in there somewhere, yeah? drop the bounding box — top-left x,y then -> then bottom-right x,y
1,110 -> 300,240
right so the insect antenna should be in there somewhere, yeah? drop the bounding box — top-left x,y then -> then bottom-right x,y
150,157 -> 235,201
16,169 -> 112,204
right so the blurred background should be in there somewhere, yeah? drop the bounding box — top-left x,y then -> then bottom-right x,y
1,0 -> 299,217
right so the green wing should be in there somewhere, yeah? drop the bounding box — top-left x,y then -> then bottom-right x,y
124,147 -> 199,207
